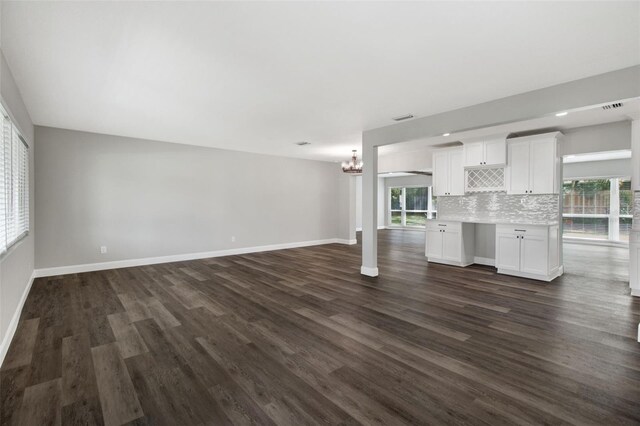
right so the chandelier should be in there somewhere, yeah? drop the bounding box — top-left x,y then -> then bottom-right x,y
342,150 -> 363,174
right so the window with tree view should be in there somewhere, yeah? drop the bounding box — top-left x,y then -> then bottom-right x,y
562,178 -> 631,242
389,186 -> 436,227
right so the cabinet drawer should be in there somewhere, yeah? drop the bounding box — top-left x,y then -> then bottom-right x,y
427,221 -> 462,231
496,224 -> 548,237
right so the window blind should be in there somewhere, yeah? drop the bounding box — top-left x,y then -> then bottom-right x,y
0,113 -> 7,254
0,105 -> 29,255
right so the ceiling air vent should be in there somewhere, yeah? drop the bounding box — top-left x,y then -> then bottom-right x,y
602,102 -> 623,110
392,114 -> 414,121
295,141 -> 311,146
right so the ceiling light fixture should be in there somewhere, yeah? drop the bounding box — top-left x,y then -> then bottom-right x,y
442,133 -> 450,137
555,112 -> 568,117
392,114 -> 414,121
342,150 -> 363,174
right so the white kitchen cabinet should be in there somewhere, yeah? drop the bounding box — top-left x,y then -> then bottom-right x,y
425,228 -> 444,259
433,148 -> 464,196
425,221 -> 474,266
506,132 -> 561,195
463,138 -> 506,167
507,140 -> 531,194
495,224 -> 562,281
495,232 -> 520,271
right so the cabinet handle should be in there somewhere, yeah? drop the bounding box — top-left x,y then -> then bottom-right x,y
514,229 -> 526,232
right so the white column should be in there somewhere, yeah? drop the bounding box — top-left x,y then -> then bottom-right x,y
630,120 -> 640,299
361,142 -> 378,276
609,178 -> 620,241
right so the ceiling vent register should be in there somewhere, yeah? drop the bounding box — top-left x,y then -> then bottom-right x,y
465,167 -> 505,193
602,102 -> 623,110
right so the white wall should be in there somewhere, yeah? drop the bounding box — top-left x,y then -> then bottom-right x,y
0,51 -> 35,361
378,147 -> 434,173
563,158 -> 631,179
560,121 -> 631,155
35,126 -> 351,269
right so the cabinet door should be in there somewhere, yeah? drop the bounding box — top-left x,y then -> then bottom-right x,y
442,230 -> 461,261
507,140 -> 530,194
530,139 -> 556,194
448,150 -> 465,196
426,229 -> 444,259
464,142 -> 484,167
433,151 -> 449,196
496,233 -> 521,271
484,139 -> 506,166
520,235 -> 548,275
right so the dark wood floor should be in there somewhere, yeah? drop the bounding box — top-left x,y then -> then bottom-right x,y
2,230 -> 640,425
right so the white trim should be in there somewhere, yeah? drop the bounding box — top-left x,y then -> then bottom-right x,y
473,256 -> 495,266
0,270 -> 36,367
34,238 -> 352,278
631,287 -> 640,297
497,266 -> 563,282
563,237 -> 628,248
336,238 -> 357,245
386,226 -> 426,232
360,266 -> 379,277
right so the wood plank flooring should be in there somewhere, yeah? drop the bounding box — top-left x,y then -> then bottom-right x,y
2,230 -> 640,425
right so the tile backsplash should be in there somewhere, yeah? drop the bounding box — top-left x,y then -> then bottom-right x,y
437,192 -> 560,224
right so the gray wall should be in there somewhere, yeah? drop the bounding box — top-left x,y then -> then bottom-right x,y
0,51 -> 35,351
35,126 -> 349,269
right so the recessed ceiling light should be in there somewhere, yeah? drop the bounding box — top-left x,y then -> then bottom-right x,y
555,112 -> 568,117
295,141 -> 311,146
442,133 -> 450,137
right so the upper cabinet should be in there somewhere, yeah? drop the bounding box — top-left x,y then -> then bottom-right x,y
463,137 -> 506,167
433,148 -> 464,196
506,132 -> 561,195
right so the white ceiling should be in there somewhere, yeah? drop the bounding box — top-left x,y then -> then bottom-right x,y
2,1 -> 639,162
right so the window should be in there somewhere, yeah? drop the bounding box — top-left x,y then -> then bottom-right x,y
0,105 -> 29,255
562,178 -> 631,243
388,186 -> 436,227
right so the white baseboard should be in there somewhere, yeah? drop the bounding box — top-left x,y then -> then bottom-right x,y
473,256 -> 495,266
336,239 -> 357,245
34,238 -> 353,278
0,270 -> 36,367
360,266 -> 379,277
563,238 -> 628,248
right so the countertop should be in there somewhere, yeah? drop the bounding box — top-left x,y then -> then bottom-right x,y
427,217 -> 559,226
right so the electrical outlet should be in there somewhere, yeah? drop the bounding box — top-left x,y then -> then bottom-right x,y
100,246 -> 107,254
231,236 -> 236,242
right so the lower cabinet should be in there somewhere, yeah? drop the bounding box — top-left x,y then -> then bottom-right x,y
425,221 -> 475,266
495,224 -> 561,281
